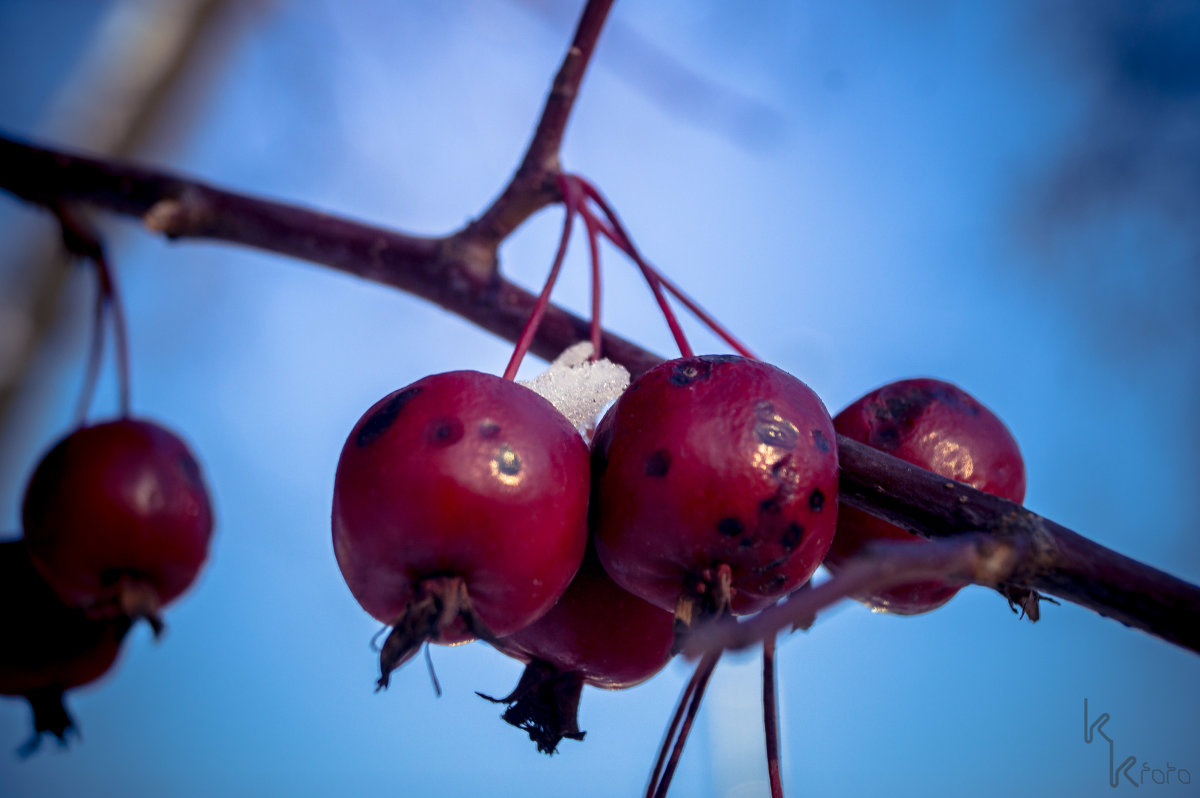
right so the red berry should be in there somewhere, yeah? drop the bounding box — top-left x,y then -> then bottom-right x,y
484,542 -> 675,753
0,539 -> 130,753
21,418 -> 214,633
331,370 -> 590,686
824,378 -> 1026,614
591,355 -> 839,626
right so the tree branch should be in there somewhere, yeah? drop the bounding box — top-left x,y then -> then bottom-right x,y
688,533 -> 1025,656
459,0 -> 616,252
837,441 -> 1200,653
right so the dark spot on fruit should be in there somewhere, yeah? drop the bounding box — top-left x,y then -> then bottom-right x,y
177,454 -> 204,488
759,496 -> 781,514
869,385 -> 955,448
99,568 -> 124,587
812,429 -> 832,453
760,573 -> 788,593
781,523 -> 803,551
739,537 -> 756,549
669,359 -> 712,386
754,402 -> 799,450
356,387 -> 422,447
717,517 -> 744,537
754,554 -> 792,574
644,449 -> 671,477
871,424 -> 901,450
809,489 -> 825,512
425,417 -> 464,447
494,444 -> 522,477
771,458 -> 800,496
478,421 -> 500,439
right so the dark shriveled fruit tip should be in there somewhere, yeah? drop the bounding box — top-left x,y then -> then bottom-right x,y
643,449 -> 671,477
717,517 -> 744,537
18,686 -> 76,757
376,576 -> 494,691
356,387 -> 422,447
671,564 -> 734,652
478,660 -> 586,755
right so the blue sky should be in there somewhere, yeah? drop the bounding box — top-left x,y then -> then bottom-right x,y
1,2 -> 1198,796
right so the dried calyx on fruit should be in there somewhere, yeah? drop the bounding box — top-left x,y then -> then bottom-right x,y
0,539 -> 131,755
21,418 -> 214,634
591,354 -> 839,640
823,377 -> 1026,614
481,542 -> 674,754
332,370 -> 590,688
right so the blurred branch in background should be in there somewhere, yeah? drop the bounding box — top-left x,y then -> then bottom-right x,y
511,0 -> 787,150
0,0 -> 242,432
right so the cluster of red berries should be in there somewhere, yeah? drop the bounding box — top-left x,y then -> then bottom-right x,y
328,177 -> 1028,772
331,353 -> 842,752
330,360 -> 1026,756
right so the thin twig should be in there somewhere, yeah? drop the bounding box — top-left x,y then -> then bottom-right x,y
461,0 -> 616,250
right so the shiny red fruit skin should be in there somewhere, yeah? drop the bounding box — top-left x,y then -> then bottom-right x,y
498,543 -> 674,689
331,370 -> 590,642
591,355 -> 839,615
0,539 -> 130,744
21,418 -> 214,614
825,378 -> 1026,614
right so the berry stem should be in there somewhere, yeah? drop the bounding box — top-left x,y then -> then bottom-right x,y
763,633 -> 784,798
655,271 -> 758,360
54,205 -> 133,420
581,191 -> 605,360
74,284 -> 108,424
501,174 -> 578,381
574,178 -> 694,359
647,649 -> 720,798
94,252 -> 133,418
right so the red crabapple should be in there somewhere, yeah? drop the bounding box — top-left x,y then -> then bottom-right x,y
483,542 -> 675,753
0,539 -> 131,753
590,355 -> 839,632
21,418 -> 214,634
824,378 -> 1026,614
331,370 -> 590,687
